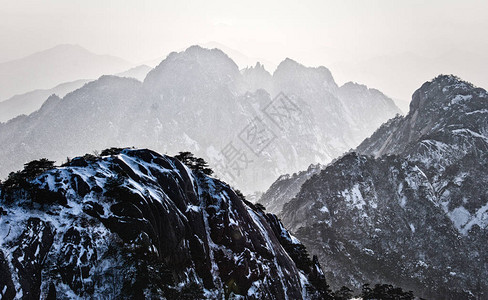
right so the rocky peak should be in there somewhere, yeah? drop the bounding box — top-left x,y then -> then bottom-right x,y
263,75 -> 488,298
252,61 -> 266,71
143,46 -> 241,95
242,62 -> 271,76
240,62 -> 272,92
409,75 -> 483,117
358,74 -> 488,158
0,148 -> 330,299
339,81 -> 368,91
38,94 -> 61,110
273,58 -> 337,91
338,82 -> 391,101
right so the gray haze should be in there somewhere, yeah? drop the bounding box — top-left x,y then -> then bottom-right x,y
1,0 -> 487,103
0,46 -> 400,193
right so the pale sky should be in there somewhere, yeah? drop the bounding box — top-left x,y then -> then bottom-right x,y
1,0 -> 487,103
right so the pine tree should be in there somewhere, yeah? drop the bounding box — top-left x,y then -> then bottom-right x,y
175,151 -> 214,175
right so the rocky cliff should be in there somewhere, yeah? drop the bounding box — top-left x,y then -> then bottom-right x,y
0,148 -> 330,299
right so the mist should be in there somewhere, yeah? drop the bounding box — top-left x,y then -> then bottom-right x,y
1,0 -> 487,103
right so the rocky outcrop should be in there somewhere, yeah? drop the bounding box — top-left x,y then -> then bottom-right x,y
268,75 -> 488,299
0,148 -> 327,299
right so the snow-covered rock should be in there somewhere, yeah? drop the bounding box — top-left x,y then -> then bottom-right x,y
264,75 -> 488,299
0,148 -> 328,299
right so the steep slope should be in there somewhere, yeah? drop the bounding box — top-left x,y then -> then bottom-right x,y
259,164 -> 323,215
281,153 -> 476,298
258,81 -> 402,213
277,75 -> 488,299
0,79 -> 90,123
0,46 -> 400,194
0,76 -> 144,175
358,75 -> 488,233
358,75 -> 488,156
0,148 -> 329,299
0,65 -> 152,123
272,59 -> 401,151
337,82 -> 401,141
0,44 -> 133,100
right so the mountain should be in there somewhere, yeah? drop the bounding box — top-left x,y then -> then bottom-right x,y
201,41 -> 278,71
0,148 -> 336,299
0,44 -> 133,100
0,79 -> 90,123
271,59 -> 400,147
142,42 -> 277,71
240,62 -> 273,93
270,75 -> 488,298
259,164 -> 323,215
115,64 -> 152,81
0,46 -> 400,194
0,64 -> 152,123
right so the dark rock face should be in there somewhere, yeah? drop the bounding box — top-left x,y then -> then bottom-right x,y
281,153 -> 473,298
269,75 -> 488,298
357,75 -> 488,160
11,218 -> 55,299
0,148 -> 325,299
0,249 -> 16,299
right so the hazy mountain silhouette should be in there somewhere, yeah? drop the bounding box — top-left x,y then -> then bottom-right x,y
0,44 -> 133,100
0,46 -> 400,194
115,64 -> 152,81
0,79 -> 90,123
0,64 -> 152,123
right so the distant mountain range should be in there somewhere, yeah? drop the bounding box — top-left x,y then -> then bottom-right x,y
0,64 -> 152,123
0,46 -> 400,194
260,75 -> 488,298
0,44 -> 134,100
0,79 -> 90,123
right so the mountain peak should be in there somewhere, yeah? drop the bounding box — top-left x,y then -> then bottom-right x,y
0,44 -> 133,100
274,58 -> 303,73
179,45 -> 236,65
273,58 -> 336,90
14,44 -> 91,60
143,46 -> 240,92
242,61 -> 271,76
357,74 -> 487,159
409,74 -> 487,117
49,43 -> 87,52
340,81 -> 369,92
